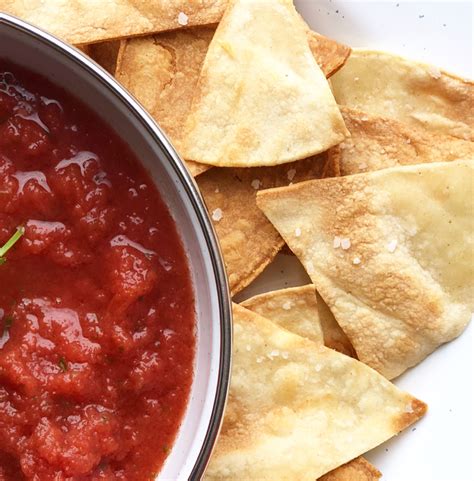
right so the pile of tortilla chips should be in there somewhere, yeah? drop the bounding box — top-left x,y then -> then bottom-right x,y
7,0 -> 473,478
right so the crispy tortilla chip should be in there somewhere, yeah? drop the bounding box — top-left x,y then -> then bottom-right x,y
257,160 -> 474,379
182,0 -> 348,167
88,40 -> 124,75
241,285 -> 324,344
319,457 -> 382,481
116,24 -> 350,176
2,0 -> 227,45
197,154 -> 330,295
242,286 -> 376,480
331,107 -> 474,176
331,49 -> 474,141
205,304 -> 426,480
116,27 -> 216,176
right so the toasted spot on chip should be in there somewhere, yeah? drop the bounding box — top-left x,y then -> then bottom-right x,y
329,107 -> 474,176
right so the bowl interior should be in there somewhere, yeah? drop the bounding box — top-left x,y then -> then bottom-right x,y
0,14 -> 231,480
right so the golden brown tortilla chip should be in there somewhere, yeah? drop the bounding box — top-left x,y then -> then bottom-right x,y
331,107 -> 474,176
87,40 -> 124,75
182,0 -> 348,167
205,304 -> 426,480
241,285 -> 324,344
331,49 -> 474,141
116,25 -> 351,176
2,0 -> 227,45
257,160 -> 474,379
241,286 -> 376,480
197,154 -> 330,295
115,27 -> 215,176
319,457 -> 382,481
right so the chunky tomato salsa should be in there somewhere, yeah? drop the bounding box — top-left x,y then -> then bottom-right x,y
0,61 -> 196,480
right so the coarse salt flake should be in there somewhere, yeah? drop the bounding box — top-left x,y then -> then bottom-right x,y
282,301 -> 292,311
387,239 -> 398,253
333,236 -> 341,248
212,208 -> 223,222
353,256 -> 361,265
287,168 -> 296,181
251,179 -> 261,190
341,238 -> 351,250
295,227 -> 302,237
177,11 -> 189,25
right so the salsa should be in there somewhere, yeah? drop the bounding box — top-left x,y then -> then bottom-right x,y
0,61 -> 196,480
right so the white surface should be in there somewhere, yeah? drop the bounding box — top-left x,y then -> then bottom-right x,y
238,2 -> 474,480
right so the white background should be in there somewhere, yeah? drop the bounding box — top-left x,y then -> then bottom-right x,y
237,2 -> 474,480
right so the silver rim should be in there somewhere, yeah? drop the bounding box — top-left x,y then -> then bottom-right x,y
0,12 -> 232,481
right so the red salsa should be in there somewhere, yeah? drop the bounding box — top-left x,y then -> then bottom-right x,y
0,61 -> 196,480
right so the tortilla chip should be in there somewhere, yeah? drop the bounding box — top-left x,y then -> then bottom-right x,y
331,107 -> 474,176
257,160 -> 474,379
241,285 -> 324,344
116,24 -> 350,177
87,40 -> 124,75
319,457 -> 382,481
241,286 -> 375,479
2,0 -> 227,45
331,49 -> 474,141
182,0 -> 348,167
205,304 -> 426,480
197,154 -> 330,295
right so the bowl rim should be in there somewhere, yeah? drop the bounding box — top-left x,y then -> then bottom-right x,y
0,12 -> 232,480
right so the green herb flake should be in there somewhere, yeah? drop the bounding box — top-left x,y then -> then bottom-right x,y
58,356 -> 68,373
0,226 -> 25,265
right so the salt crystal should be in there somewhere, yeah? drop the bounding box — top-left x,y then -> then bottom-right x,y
333,236 -> 341,248
341,238 -> 351,250
212,208 -> 223,222
354,76 -> 359,81
251,179 -> 261,190
214,187 -> 220,193
387,239 -> 398,253
246,345 -> 251,352
295,227 -> 302,237
353,256 -> 361,265
177,11 -> 189,26
281,352 -> 289,359
287,168 -> 296,181
282,301 -> 292,311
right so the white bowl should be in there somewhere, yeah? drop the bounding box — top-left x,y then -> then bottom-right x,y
0,13 -> 232,480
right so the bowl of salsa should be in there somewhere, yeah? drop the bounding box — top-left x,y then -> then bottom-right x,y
0,13 -> 231,481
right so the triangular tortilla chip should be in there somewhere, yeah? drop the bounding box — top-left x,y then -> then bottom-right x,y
257,160 -> 474,379
205,304 -> 426,480
182,0 -> 348,167
2,0 -> 227,45
197,154 -> 333,294
330,107 -> 474,176
331,49 -> 474,141
241,285 -> 377,480
116,24 -> 350,176
241,285 -> 324,344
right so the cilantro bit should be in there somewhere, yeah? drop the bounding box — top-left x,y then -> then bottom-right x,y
0,226 -> 25,265
58,356 -> 68,372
